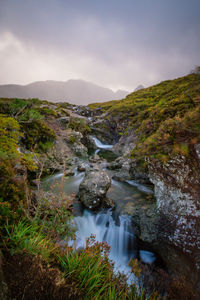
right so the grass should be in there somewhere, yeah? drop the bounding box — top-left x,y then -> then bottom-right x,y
2,218 -> 160,299
5,220 -> 57,260
89,72 -> 200,161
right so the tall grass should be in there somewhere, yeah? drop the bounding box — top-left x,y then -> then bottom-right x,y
57,237 -> 159,300
4,221 -> 160,299
5,220 -> 57,260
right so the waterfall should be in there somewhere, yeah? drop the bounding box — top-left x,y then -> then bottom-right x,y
91,136 -> 113,149
69,209 -> 136,281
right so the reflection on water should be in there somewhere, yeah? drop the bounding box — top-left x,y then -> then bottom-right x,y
107,179 -> 154,214
42,169 -> 85,195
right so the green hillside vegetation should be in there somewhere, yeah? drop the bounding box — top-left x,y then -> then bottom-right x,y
89,73 -> 200,162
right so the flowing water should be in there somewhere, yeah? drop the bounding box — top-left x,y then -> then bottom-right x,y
42,137 -> 157,281
90,136 -> 113,149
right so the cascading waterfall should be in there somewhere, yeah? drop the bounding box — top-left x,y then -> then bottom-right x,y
69,209 -> 136,281
91,136 -> 113,149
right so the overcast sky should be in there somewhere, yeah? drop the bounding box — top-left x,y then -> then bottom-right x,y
0,0 -> 199,91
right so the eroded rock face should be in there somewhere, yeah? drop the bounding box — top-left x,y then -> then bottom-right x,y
78,166 -> 111,209
122,200 -> 158,243
112,129 -> 137,156
148,152 -> 200,272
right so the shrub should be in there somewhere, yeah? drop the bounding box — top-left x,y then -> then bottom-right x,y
69,117 -> 91,135
22,120 -> 56,152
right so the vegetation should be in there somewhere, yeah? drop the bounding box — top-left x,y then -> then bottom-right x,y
1,77 -> 198,298
89,73 -> 200,161
0,97 -> 160,299
69,116 -> 91,135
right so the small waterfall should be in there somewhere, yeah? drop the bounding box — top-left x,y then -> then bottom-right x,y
91,136 -> 113,149
94,149 -> 100,155
69,210 -> 136,281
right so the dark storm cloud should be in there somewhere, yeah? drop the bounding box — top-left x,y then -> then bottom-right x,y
0,0 -> 200,91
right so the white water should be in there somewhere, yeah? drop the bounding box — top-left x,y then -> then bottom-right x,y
91,136 -> 113,149
69,209 -> 156,282
69,209 -> 136,282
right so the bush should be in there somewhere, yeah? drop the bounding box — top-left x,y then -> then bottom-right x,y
69,117 -> 91,135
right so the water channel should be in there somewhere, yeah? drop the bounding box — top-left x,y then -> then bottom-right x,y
42,137 -> 157,283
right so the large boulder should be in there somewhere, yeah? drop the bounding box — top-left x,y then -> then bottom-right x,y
78,166 -> 111,209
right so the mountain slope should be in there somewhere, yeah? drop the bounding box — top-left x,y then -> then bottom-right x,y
89,72 -> 200,160
0,79 -> 128,105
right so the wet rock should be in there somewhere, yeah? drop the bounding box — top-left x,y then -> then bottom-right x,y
64,170 -> 75,177
122,200 -> 158,243
89,154 -> 101,163
77,162 -> 89,172
109,157 -> 132,181
78,166 -> 111,209
81,135 -> 97,152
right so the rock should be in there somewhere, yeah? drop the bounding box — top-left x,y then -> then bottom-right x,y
77,162 -> 89,172
130,159 -> 150,184
72,142 -> 88,158
89,154 -> 101,163
64,170 -> 75,177
107,161 -> 121,170
73,105 -> 92,117
122,200 -> 158,243
112,129 -> 137,156
57,117 -> 70,129
148,154 -> 200,274
81,135 -> 97,152
78,166 -> 111,209
109,157 -> 132,181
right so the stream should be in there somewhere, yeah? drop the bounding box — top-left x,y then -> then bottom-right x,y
42,137 -> 157,283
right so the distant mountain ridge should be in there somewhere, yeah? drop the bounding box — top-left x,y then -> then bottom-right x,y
0,79 -> 129,104
134,84 -> 144,92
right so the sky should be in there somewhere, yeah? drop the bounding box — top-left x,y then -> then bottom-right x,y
0,0 -> 200,92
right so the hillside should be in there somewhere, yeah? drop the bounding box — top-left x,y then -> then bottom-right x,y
0,79 -> 128,105
89,72 -> 200,161
88,72 -> 200,295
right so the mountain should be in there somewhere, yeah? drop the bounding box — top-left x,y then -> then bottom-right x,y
0,79 -> 129,104
134,84 -> 144,92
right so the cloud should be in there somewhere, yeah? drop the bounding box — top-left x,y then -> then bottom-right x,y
0,0 -> 200,91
